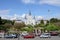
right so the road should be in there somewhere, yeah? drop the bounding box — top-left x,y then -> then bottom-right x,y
0,36 -> 60,40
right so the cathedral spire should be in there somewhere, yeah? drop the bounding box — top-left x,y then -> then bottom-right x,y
29,10 -> 31,15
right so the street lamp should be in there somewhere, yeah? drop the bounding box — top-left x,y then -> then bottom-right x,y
48,9 -> 50,25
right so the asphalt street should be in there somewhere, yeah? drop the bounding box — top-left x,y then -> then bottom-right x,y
0,36 -> 60,40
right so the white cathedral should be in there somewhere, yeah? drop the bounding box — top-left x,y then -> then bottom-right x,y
15,12 -> 36,25
24,12 -> 36,25
14,12 -> 47,25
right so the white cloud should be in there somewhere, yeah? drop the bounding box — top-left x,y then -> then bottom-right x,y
21,0 -> 60,6
0,10 -> 11,19
37,16 -> 43,19
0,13 -> 44,20
21,14 -> 26,18
10,14 -> 21,20
0,10 -> 10,14
36,16 -> 43,20
39,0 -> 60,6
1,15 -> 12,20
21,0 -> 36,4
1,16 -> 10,19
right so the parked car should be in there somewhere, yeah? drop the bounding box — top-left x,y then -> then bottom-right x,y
23,34 -> 35,38
4,33 -> 18,38
0,33 -> 4,38
21,32 -> 28,36
40,33 -> 51,38
50,31 -> 59,36
58,33 -> 60,37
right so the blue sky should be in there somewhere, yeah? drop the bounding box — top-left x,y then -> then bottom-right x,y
0,0 -> 60,20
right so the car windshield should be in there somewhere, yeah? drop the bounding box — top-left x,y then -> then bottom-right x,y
42,33 -> 50,35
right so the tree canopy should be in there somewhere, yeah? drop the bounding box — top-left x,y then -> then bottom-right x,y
50,18 -> 59,23
45,24 -> 60,31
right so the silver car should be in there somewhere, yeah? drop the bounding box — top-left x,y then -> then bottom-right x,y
4,33 -> 18,38
40,33 -> 51,38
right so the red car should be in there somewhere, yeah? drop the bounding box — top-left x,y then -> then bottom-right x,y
50,32 -> 59,36
23,34 -> 35,38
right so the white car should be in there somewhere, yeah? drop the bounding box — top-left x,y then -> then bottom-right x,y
40,33 -> 51,38
0,33 -> 4,38
21,33 -> 28,36
21,31 -> 28,36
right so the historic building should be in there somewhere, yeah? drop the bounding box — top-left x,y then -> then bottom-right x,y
24,12 -> 36,25
14,12 -> 47,25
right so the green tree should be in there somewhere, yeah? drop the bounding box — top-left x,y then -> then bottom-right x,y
2,19 -> 13,25
0,17 -> 2,25
40,20 -> 44,24
21,25 -> 34,32
14,22 -> 26,31
0,25 -> 7,31
45,24 -> 60,31
4,23 -> 12,31
35,20 -> 45,27
50,18 -> 58,23
11,20 -> 15,25
45,20 -> 49,26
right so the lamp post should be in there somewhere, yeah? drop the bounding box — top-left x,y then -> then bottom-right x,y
17,30 -> 20,40
48,9 -> 50,25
